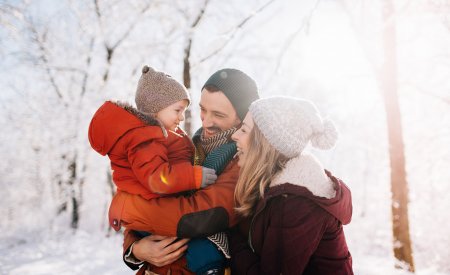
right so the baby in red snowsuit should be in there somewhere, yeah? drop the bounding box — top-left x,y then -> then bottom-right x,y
88,66 -> 222,274
89,66 -> 216,200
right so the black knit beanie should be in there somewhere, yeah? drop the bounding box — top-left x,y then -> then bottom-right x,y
202,68 -> 259,120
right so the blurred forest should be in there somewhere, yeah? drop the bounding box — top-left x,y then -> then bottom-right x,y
0,0 -> 449,274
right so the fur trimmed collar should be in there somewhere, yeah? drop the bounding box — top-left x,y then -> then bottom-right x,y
270,153 -> 336,199
111,101 -> 168,137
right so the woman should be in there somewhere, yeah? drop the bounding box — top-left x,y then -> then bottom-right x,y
230,96 -> 353,274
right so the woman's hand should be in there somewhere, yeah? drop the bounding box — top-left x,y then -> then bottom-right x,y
132,234 -> 189,267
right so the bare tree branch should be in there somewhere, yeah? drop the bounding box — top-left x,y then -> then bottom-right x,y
422,91 -> 450,105
110,4 -> 152,50
100,3 -> 152,81
183,0 -> 210,135
1,3 -> 65,101
401,81 -> 450,106
28,20 -> 64,100
0,3 -> 22,30
274,0 -> 321,72
93,0 -> 102,20
81,38 -> 95,97
191,0 -> 210,29
50,66 -> 87,74
196,0 -> 276,65
339,0 -> 380,77
183,0 -> 210,85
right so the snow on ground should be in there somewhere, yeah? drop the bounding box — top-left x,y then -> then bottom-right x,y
0,230 -> 128,275
0,228 -> 448,275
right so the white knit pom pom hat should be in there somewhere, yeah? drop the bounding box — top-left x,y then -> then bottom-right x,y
249,96 -> 338,158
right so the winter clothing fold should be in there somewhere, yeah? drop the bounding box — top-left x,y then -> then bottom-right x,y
113,128 -> 240,275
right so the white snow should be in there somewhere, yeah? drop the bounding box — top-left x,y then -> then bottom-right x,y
0,230 -> 128,275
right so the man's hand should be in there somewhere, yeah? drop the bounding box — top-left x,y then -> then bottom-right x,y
132,234 -> 189,267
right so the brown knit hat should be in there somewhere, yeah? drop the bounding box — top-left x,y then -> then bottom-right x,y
135,65 -> 190,114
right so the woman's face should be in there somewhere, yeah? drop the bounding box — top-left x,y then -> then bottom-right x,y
231,112 -> 254,167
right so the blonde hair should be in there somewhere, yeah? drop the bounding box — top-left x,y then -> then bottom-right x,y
234,124 -> 288,217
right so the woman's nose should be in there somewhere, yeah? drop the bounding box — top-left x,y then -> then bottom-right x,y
231,132 -> 238,141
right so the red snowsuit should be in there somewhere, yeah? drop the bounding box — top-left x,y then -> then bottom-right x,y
88,101 -> 203,200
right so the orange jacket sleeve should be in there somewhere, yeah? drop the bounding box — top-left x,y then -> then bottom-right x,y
109,158 -> 240,237
126,127 -> 201,195
122,229 -> 142,271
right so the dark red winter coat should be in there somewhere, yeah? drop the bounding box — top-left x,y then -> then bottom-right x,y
88,101 -> 202,199
230,154 -> 353,275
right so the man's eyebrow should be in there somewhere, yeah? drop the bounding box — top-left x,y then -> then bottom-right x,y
212,111 -> 228,117
199,104 -> 229,117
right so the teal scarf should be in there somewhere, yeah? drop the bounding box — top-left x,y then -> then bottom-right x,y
192,128 -> 237,175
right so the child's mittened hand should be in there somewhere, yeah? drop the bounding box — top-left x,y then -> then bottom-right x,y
200,167 -> 217,188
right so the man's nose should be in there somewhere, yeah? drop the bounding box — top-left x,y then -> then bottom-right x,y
202,114 -> 213,128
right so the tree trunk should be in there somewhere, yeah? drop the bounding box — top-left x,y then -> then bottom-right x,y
183,39 -> 193,136
68,157 -> 79,229
381,0 -> 415,272
106,170 -> 115,235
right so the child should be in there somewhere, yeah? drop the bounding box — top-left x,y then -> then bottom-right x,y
88,65 -> 224,275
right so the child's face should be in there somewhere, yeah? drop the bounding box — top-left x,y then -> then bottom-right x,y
156,99 -> 189,131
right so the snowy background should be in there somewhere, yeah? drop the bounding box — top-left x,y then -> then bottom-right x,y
1,0 -> 449,274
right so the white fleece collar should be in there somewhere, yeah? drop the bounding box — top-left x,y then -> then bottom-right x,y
270,153 -> 336,199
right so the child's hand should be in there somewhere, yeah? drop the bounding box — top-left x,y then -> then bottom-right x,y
201,167 -> 217,188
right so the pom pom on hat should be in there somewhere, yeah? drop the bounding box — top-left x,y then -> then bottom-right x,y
310,118 -> 338,150
249,96 -> 338,158
135,65 -> 190,114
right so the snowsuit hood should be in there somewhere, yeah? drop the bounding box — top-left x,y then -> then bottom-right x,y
88,101 -> 166,156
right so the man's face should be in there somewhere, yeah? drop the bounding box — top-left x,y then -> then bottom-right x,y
199,89 -> 241,138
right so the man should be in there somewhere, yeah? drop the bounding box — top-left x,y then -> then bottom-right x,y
108,68 -> 259,274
